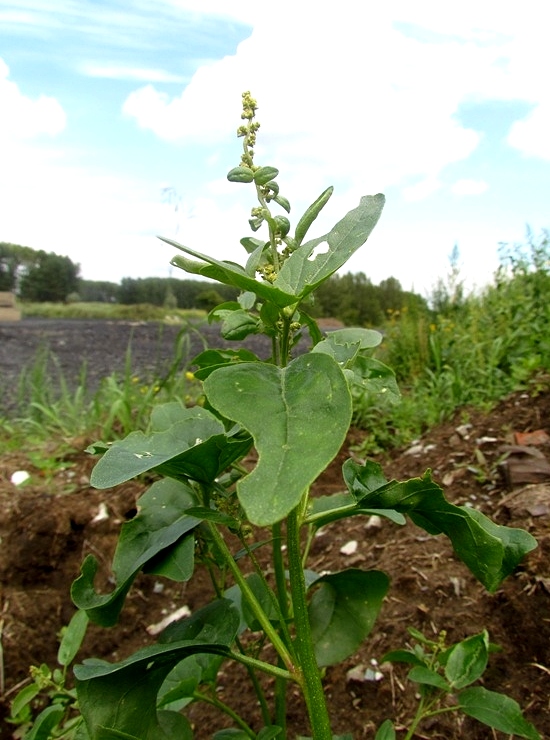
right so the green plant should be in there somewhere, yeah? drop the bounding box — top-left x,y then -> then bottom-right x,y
1,323 -> 204,447
380,628 -> 540,740
22,93 -> 539,739
8,610 -> 89,739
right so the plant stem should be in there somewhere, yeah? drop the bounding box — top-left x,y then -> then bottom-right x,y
193,690 -> 256,738
206,521 -> 295,673
234,636 -> 272,727
229,651 -> 292,682
287,505 -> 333,739
272,521 -> 289,734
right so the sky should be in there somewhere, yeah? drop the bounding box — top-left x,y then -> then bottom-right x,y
1,0 -> 549,298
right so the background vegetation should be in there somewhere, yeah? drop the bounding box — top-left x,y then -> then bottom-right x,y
1,231 -> 549,457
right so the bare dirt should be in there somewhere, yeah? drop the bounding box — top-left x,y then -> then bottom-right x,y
1,320 -> 549,738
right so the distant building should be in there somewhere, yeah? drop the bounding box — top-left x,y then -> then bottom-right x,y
0,292 -> 21,321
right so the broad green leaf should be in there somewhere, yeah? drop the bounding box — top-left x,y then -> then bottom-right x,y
408,665 -> 450,691
458,687 -> 540,739
274,194 -> 385,299
343,460 -> 537,592
213,730 -> 249,739
210,304 -> 260,340
162,236 -> 299,308
375,720 -> 396,740
149,401 -> 191,432
349,356 -> 401,403
90,406 -> 251,488
325,327 -> 382,349
57,609 -> 89,667
75,640 -> 230,740
72,479 -> 200,625
445,630 -> 488,689
308,569 -> 389,667
204,354 -> 352,525
143,532 -> 195,581
158,600 -> 240,707
192,349 -> 260,380
25,705 -> 65,740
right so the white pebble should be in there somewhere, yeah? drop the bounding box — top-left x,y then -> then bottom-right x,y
10,470 -> 30,486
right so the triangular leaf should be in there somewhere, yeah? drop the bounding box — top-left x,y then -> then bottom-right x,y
90,406 -> 252,488
445,631 -> 489,690
458,686 -> 540,739
75,640 -> 231,740
72,479 -> 200,625
343,460 -> 537,592
204,354 -> 351,525
274,194 -> 385,298
308,569 -> 389,667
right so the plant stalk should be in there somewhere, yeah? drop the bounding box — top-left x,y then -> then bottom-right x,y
287,506 -> 333,739
206,521 -> 295,673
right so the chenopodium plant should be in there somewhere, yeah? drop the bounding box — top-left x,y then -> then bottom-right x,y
70,93 -> 538,739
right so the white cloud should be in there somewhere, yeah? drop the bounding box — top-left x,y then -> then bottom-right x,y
451,179 -> 489,196
120,4 -> 508,202
79,63 -> 187,83
507,102 -> 550,161
403,178 -> 442,202
0,58 -> 66,139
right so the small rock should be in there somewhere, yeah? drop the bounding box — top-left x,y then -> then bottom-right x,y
365,515 -> 382,529
10,470 -> 30,486
91,502 -> 109,523
455,424 -> 473,439
340,540 -> 358,556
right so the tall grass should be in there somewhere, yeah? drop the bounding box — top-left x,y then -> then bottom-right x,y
0,323 -> 206,448
355,231 -> 550,453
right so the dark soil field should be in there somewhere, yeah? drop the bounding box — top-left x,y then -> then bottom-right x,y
1,320 -> 549,738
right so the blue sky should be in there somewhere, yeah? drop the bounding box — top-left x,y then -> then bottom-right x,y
1,1 -> 549,296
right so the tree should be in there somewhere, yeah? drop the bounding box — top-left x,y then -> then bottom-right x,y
0,242 -> 36,291
19,251 -> 80,303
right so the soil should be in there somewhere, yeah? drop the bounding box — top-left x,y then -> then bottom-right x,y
1,320 -> 549,739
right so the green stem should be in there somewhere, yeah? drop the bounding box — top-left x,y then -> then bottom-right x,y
234,636 -> 272,727
229,651 -> 292,682
240,532 -> 294,650
206,521 -> 295,673
287,505 -> 333,739
403,692 -> 455,740
279,314 -> 292,368
272,521 -> 289,734
193,690 -> 256,738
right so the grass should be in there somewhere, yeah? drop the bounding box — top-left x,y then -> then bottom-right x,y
354,230 -> 550,453
2,231 -> 549,458
20,301 -> 207,322
0,322 -> 206,451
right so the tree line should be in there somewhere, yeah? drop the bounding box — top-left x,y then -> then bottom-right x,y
1,241 -> 426,326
